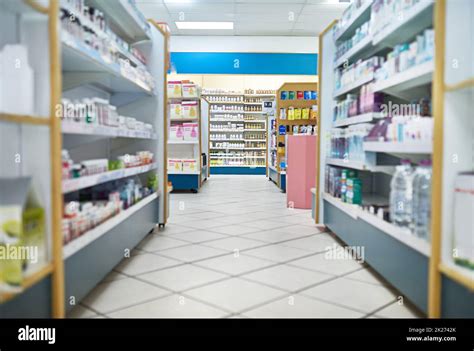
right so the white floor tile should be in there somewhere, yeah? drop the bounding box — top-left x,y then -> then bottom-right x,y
185,278 -> 287,313
195,253 -> 275,275
202,237 -> 265,252
107,294 -> 227,318
281,233 -> 340,252
209,224 -> 259,236
81,277 -> 169,314
180,219 -> 229,230
242,229 -> 311,243
138,235 -> 189,252
166,230 -> 228,243
243,295 -> 363,318
301,277 -> 397,313
67,305 -> 98,318
114,253 -> 181,276
243,244 -> 311,263
242,264 -> 334,292
289,252 -> 364,275
345,268 -> 387,286
243,219 -> 293,230
103,271 -> 128,282
375,301 -> 423,318
138,264 -> 228,292
275,225 -> 325,236
156,224 -> 196,235
158,244 -> 227,263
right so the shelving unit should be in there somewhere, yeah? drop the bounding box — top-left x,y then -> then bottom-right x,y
167,83 -> 205,192
272,82 -> 318,192
429,0 -> 474,317
0,1 -> 167,318
317,0 -> 439,316
203,90 -> 272,175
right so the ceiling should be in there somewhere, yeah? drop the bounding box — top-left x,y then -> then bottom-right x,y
136,0 -> 349,36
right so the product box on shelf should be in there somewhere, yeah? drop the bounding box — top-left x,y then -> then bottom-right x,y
168,159 -> 183,173
453,172 -> 474,270
182,159 -> 197,173
183,122 -> 198,141
0,177 -> 46,292
168,81 -> 182,98
170,102 -> 182,119
182,83 -> 198,98
182,101 -> 198,119
169,124 -> 184,141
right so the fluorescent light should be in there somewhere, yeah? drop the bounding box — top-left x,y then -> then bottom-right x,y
175,22 -> 234,30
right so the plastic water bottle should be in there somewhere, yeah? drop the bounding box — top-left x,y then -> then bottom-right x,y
412,160 -> 432,240
390,159 -> 413,228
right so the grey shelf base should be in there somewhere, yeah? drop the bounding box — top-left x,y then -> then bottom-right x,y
441,275 -> 474,318
324,200 -> 429,313
0,197 -> 158,318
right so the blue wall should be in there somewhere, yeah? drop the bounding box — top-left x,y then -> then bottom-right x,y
170,52 -> 318,75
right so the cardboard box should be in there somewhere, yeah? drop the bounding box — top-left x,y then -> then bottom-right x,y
169,124 -> 184,140
167,81 -> 182,98
0,177 -> 46,293
182,83 -> 198,97
182,101 -> 198,119
182,159 -> 197,173
183,122 -> 198,141
168,159 -> 183,173
170,102 -> 182,119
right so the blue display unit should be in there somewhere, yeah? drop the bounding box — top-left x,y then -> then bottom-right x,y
268,166 -> 286,192
211,166 -> 266,175
168,174 -> 200,191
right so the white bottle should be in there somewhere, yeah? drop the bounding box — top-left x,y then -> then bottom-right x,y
390,159 -> 413,228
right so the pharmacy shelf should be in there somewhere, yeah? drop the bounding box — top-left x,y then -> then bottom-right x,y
244,94 -> 276,97
210,110 -> 244,114
372,0 -> 434,47
373,61 -> 434,99
168,96 -> 200,101
363,141 -> 433,154
244,111 -> 265,114
322,192 -> 431,256
245,147 -> 266,150
244,120 -> 266,123
63,193 -> 158,259
170,117 -> 199,122
211,147 -> 245,150
322,192 -> 359,219
244,129 -> 266,132
168,140 -> 199,145
334,0 -> 373,42
0,113 -> 50,126
245,139 -> 266,142
62,163 -> 157,194
326,158 -> 395,174
0,264 -> 53,303
358,209 -> 431,257
204,92 -> 243,96
439,262 -> 474,291
334,34 -> 373,68
211,119 -> 244,123
210,139 -> 244,142
208,101 -> 243,105
210,129 -> 244,132
62,122 -> 156,139
210,165 -> 266,168
243,102 -> 263,105
61,32 -> 154,95
333,112 -> 384,128
333,73 -> 374,99
88,0 -> 151,42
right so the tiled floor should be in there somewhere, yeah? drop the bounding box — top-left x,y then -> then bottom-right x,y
68,175 -> 423,319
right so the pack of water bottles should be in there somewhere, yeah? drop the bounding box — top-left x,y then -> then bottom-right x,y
389,159 -> 432,241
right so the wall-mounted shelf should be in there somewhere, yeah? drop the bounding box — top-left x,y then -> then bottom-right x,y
62,163 -> 157,194
333,73 -> 374,99
333,112 -> 384,128
334,0 -> 373,42
62,122 -> 156,139
363,141 -> 433,154
168,140 -> 199,145
63,193 -> 158,259
326,158 -> 395,174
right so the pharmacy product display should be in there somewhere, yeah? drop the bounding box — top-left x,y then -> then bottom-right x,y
167,80 -> 204,192
270,82 -> 317,191
317,0 -> 443,316
0,2 -> 167,318
203,89 -> 272,174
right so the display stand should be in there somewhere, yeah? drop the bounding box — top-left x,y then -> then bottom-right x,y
203,90 -> 271,175
317,0 -> 473,317
0,0 -> 167,318
272,82 -> 318,192
167,85 -> 203,192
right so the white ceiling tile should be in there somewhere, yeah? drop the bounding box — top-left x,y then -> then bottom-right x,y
165,3 -> 234,14
236,3 -> 303,14
176,29 -> 235,36
302,3 -> 348,14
